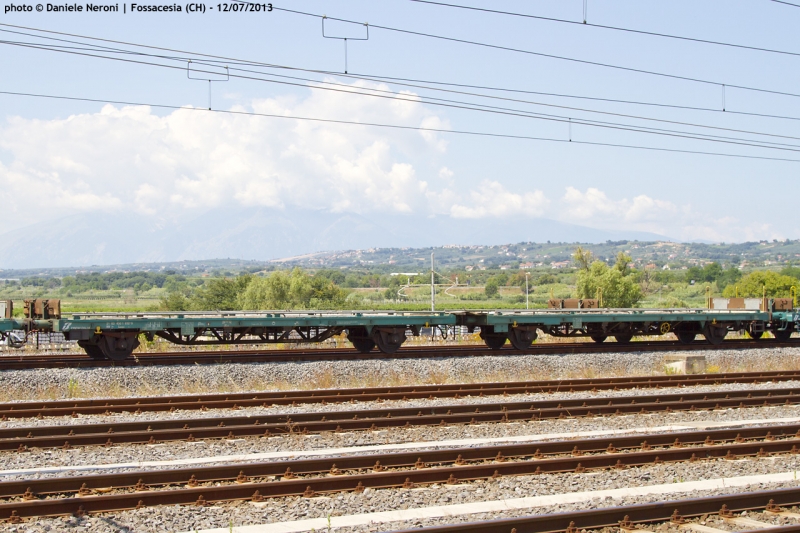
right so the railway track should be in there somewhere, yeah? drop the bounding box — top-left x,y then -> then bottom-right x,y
389,487 -> 800,532
2,422 -> 800,520
5,386 -> 799,450
1,337 -> 797,369
2,369 -> 800,419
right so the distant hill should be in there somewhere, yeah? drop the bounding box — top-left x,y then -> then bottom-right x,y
0,207 -> 670,270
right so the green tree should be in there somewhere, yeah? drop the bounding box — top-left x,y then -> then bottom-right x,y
577,261 -> 642,308
537,273 -> 557,285
190,275 -> 253,310
239,268 -> 349,309
717,266 -> 742,290
484,279 -> 499,298
685,266 -> 704,283
685,262 -> 738,287
239,271 -> 292,309
781,266 -> 800,280
614,252 -> 632,276
721,271 -> 797,298
704,262 -> 724,282
158,291 -> 190,311
572,247 -> 594,271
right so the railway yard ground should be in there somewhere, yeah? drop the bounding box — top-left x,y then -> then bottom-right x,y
1,345 -> 800,532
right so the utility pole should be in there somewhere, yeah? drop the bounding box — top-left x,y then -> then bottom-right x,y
525,272 -> 529,310
431,252 -> 435,312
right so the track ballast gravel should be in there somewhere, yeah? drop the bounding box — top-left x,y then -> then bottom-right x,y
0,347 -> 797,401
0,347 -> 799,532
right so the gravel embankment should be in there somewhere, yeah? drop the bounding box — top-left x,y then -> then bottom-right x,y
3,375 -> 800,431
0,347 -> 797,402
5,457 -> 800,533
0,347 -> 798,532
1,403 -> 798,476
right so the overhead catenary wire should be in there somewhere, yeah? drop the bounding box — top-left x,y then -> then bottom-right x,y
333,70 -> 800,124
4,30 -> 800,153
272,5 -> 800,100
1,88 -> 799,163
5,21 -> 800,127
4,27 -> 798,147
0,28 -> 761,140
771,0 -> 800,7
409,0 -> 800,59
5,38 -> 800,153
6,38 -> 800,150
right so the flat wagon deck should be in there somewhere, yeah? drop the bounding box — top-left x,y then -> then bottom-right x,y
0,297 -> 796,360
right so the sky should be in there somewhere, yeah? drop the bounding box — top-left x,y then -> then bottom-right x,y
1,0 -> 800,264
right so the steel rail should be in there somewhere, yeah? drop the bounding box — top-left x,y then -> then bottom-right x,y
386,488 -> 800,533
3,370 -> 800,419
3,423 -> 799,501
1,338 -> 797,369
5,426 -> 800,520
5,387 -> 800,450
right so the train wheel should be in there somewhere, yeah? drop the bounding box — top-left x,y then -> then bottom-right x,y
479,327 -> 507,350
347,328 -> 375,353
613,334 -> 633,344
350,337 -> 376,353
590,335 -> 607,343
372,328 -> 406,354
508,327 -> 537,350
78,341 -> 106,360
481,335 -> 507,349
675,331 -> 696,344
746,321 -> 765,340
98,334 -> 140,361
703,324 -> 727,346
774,328 -> 794,342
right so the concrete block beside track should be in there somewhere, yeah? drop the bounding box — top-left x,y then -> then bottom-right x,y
664,354 -> 707,374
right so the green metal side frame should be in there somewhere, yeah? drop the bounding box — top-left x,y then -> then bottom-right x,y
454,309 -> 773,332
0,319 -> 16,334
52,311 -> 456,336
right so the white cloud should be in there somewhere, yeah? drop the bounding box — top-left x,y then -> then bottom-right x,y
450,180 -> 549,219
8,81 -> 777,244
558,186 -> 783,242
0,81 -> 552,236
561,186 -> 678,223
0,82 -> 445,225
418,116 -> 450,152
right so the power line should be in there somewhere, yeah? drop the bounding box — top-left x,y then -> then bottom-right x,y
1,88 -> 798,163
410,0 -> 800,59
5,39 -> 800,153
772,0 -> 800,7
2,24 -> 798,151
273,6 -> 800,100
344,70 -> 800,124
6,36 -> 798,149
6,21 -> 800,127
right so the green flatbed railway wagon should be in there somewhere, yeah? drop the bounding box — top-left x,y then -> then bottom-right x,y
0,306 -> 455,360
0,297 -> 796,360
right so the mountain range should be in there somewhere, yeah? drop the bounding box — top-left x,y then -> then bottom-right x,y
0,207 -> 671,269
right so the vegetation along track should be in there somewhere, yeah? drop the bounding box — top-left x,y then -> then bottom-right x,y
388,487 -> 800,533
6,386 -> 800,450
1,338 -> 797,369
3,370 -> 800,419
3,423 -> 800,520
